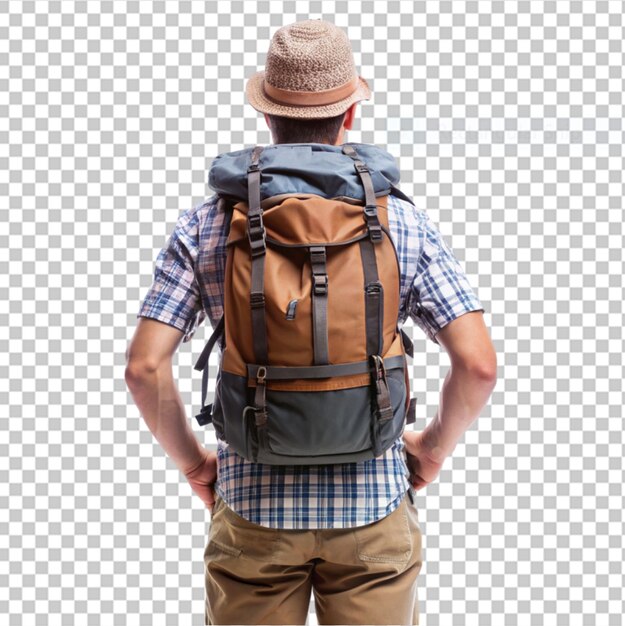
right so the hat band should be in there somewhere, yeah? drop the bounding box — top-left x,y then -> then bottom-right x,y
263,75 -> 359,107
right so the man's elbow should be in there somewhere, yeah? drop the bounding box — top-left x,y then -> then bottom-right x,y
125,358 -> 160,389
465,353 -> 498,385
452,349 -> 498,385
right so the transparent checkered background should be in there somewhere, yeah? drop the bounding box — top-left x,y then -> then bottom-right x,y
1,1 -> 623,625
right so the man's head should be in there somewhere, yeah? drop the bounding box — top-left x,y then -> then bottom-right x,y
245,20 -> 370,145
263,102 -> 358,145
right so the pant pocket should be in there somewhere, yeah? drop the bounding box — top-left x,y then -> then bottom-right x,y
351,495 -> 413,568
208,499 -> 283,563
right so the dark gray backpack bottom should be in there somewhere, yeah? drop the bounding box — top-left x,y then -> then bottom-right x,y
209,362 -> 410,465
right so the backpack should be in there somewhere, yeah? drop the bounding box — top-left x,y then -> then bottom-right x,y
193,143 -> 417,465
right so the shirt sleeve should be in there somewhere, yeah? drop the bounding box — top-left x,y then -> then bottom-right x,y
408,210 -> 485,345
136,203 -> 207,344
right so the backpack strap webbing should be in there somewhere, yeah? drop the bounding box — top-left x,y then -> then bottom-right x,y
246,145 -> 271,431
406,397 -> 417,425
342,144 -> 383,244
246,353 -> 405,380
342,145 -> 393,426
192,198 -> 236,427
359,238 -> 384,357
400,327 -> 414,358
247,145 -> 269,365
389,184 -> 416,206
309,245 -> 330,364
193,313 -> 225,426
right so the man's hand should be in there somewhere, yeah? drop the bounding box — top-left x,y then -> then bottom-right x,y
400,311 -> 497,491
402,430 -> 446,491
184,449 -> 218,513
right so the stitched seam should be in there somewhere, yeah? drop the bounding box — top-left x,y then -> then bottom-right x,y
355,499 -> 412,562
210,538 -> 242,558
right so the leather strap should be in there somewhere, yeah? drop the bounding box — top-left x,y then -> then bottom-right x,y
342,145 -> 382,244
359,238 -> 384,357
370,354 -> 394,421
195,402 -> 213,426
389,183 -> 416,206
309,245 -> 330,364
193,313 -> 225,420
406,396 -> 417,425
194,314 -> 224,372
246,354 -> 405,381
400,327 -> 414,359
252,366 -> 268,427
247,146 -> 269,365
342,145 -> 396,423
245,147 -> 271,431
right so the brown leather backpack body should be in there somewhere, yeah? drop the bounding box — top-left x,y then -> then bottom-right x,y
194,143 -> 416,464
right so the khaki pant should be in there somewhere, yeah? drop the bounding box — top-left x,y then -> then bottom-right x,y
204,490 -> 423,625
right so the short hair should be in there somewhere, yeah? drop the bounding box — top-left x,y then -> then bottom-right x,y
266,111 -> 347,144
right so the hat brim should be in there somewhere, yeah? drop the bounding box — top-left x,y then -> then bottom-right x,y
245,70 -> 372,119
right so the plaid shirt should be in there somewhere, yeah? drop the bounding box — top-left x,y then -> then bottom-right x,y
137,191 -> 484,529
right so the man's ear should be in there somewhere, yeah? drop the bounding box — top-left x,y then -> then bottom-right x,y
342,102 -> 358,131
264,113 -> 271,129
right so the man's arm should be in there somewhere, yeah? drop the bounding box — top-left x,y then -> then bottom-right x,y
420,309 -> 497,462
124,317 -> 208,476
402,310 -> 497,490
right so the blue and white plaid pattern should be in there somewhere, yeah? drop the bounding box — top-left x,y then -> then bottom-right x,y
138,191 -> 484,529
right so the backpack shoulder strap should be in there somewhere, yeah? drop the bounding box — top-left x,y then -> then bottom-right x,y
389,184 -> 415,206
192,193 -> 236,425
193,313 -> 224,425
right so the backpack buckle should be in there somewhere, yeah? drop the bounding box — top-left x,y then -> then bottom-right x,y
250,291 -> 265,308
366,281 -> 382,295
370,355 -> 393,422
312,274 -> 328,295
252,366 -> 268,428
248,213 -> 263,229
249,235 -> 266,257
309,246 -> 326,263
370,354 -> 387,383
369,227 -> 382,242
247,213 -> 266,256
194,403 -> 213,426
363,205 -> 382,242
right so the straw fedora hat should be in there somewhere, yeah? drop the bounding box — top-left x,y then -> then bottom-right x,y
245,19 -> 372,119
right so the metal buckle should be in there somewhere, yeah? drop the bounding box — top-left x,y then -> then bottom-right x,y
256,365 -> 267,384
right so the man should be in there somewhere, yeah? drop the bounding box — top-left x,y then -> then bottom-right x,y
125,19 -> 497,626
